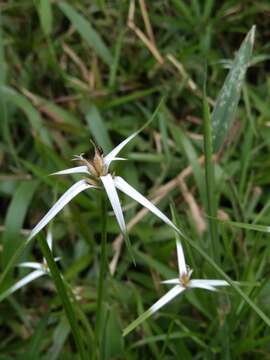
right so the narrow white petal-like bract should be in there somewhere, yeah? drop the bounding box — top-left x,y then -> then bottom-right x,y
100,174 -> 127,234
161,279 -> 180,285
0,270 -> 45,302
114,176 -> 180,234
189,280 -> 217,292
176,240 -> 187,277
149,285 -> 185,314
18,262 -> 44,270
51,165 -> 89,176
47,230 -> 53,251
111,157 -> 127,162
101,174 -> 135,262
190,279 -> 229,287
104,133 -> 137,169
28,180 -> 93,241
123,285 -> 184,337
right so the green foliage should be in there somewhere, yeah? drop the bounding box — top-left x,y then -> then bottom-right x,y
1,1 -> 270,359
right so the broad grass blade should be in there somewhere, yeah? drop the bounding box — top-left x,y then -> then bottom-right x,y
212,26 -> 255,152
85,105 -> 113,154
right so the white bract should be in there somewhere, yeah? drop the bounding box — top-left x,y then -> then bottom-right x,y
0,231 -> 59,302
28,126 -> 180,252
123,240 -> 229,336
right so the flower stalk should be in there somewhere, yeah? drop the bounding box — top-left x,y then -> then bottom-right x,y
95,193 -> 108,354
203,83 -> 219,262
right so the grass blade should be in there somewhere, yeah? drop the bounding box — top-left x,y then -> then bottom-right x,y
85,105 -> 113,154
0,86 -> 52,146
38,236 -> 87,360
215,219 -> 270,233
36,0 -> 53,36
203,82 -> 219,260
212,26 -> 255,152
58,2 -> 112,65
1,181 -> 39,268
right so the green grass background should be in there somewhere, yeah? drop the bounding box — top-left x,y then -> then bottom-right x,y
1,1 -> 270,358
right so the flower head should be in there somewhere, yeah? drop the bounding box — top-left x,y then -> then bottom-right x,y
28,101 -> 180,257
0,231 -> 59,302
123,240 -> 229,336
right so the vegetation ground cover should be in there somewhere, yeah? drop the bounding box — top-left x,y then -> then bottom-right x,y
1,1 -> 270,359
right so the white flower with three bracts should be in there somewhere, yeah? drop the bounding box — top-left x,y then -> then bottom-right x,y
28,130 -> 180,252
123,240 -> 229,336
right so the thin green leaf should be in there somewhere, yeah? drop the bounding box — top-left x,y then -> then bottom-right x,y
203,81 -> 219,260
36,0 -> 53,36
85,105 -> 113,154
24,316 -> 48,360
38,236 -> 87,360
1,181 -> 39,268
216,219 -> 270,233
0,86 -> 52,146
58,2 -> 112,65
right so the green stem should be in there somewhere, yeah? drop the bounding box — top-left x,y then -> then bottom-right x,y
39,237 -> 87,360
95,194 -> 107,358
203,89 -> 219,262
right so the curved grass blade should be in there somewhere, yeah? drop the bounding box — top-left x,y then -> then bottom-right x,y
2,181 -> 39,268
0,86 -> 52,146
215,219 -> 270,233
212,26 -> 255,152
58,2 -> 112,65
38,236 -> 87,359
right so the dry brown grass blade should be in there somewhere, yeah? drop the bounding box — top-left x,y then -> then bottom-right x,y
178,178 -> 206,234
62,43 -> 90,84
127,0 -> 164,65
139,0 -> 156,45
127,1 -> 214,105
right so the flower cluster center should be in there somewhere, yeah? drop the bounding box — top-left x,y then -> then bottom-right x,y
74,143 -> 108,183
180,269 -> 192,287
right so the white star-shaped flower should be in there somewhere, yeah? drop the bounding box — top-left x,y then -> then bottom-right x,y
123,240 -> 229,336
28,125 -> 180,254
0,231 -> 59,301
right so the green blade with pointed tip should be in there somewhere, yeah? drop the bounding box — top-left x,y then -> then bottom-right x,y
212,26 -> 255,152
